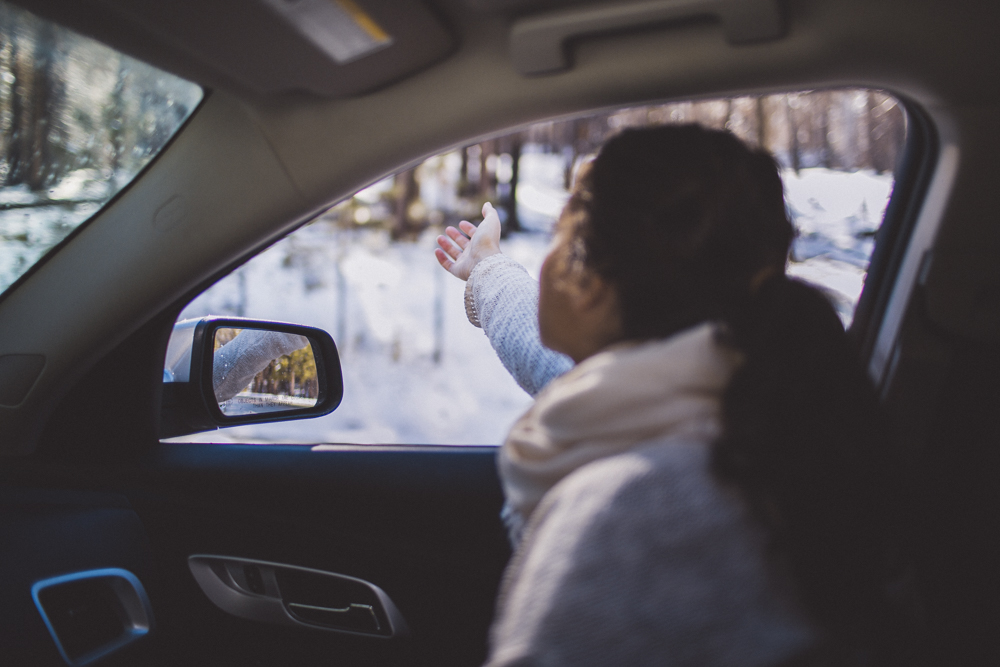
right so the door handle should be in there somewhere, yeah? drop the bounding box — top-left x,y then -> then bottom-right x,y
287,602 -> 381,634
188,555 -> 408,638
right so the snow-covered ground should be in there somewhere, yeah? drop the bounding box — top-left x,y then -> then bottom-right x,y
168,165 -> 893,446
783,168 -> 892,321
0,173 -> 109,293
170,228 -> 544,445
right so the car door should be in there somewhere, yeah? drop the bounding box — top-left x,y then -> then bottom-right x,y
4,305 -> 513,667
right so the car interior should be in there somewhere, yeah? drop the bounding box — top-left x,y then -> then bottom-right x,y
2,0 -> 999,665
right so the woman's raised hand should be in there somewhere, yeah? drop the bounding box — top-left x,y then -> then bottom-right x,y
434,202 -> 502,281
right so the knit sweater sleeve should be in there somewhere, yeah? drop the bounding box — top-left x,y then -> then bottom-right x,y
466,254 -> 573,397
213,330 -> 311,402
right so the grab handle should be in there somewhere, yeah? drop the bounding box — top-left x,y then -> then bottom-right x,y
510,0 -> 785,75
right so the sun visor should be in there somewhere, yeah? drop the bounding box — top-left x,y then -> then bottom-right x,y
15,0 -> 453,97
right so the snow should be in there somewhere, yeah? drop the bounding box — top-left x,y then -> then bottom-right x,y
0,171 -> 112,294
170,227 -> 537,446
0,199 -> 103,293
783,168 -> 894,321
167,167 -> 894,446
516,152 -> 572,231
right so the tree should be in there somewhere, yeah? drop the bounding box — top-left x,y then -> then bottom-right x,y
104,55 -> 128,193
3,18 -> 69,192
392,167 -> 421,240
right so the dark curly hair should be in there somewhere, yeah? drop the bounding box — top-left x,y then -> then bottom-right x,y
565,124 -> 920,664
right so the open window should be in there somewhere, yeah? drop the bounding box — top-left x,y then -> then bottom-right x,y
164,89 -> 907,446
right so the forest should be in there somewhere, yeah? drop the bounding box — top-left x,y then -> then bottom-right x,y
347,90 -> 906,241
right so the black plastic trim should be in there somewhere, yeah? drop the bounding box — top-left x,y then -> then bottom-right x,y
179,317 -> 344,432
32,568 -> 154,667
851,94 -> 939,361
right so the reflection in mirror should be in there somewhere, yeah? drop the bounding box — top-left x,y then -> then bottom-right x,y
213,328 -> 318,416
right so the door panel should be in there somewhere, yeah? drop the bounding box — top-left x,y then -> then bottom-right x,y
136,444 -> 510,666
0,487 -> 155,666
4,445 -> 510,666
2,309 -> 512,666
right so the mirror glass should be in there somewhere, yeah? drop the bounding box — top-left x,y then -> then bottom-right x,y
212,328 -> 319,417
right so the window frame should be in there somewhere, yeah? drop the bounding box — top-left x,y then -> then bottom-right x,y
848,95 -> 938,372
158,89 -> 925,447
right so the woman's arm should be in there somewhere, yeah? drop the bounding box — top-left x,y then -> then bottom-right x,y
435,203 -> 572,396
213,330 -> 310,402
466,254 -> 572,397
212,329 -> 309,403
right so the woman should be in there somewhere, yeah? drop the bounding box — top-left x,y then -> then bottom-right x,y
435,125 -> 917,666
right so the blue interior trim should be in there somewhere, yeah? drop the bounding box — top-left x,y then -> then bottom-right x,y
31,568 -> 153,667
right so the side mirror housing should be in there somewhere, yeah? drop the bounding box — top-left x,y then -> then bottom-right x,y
161,318 -> 343,439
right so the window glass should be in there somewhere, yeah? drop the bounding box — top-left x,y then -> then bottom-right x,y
167,89 -> 905,446
0,1 -> 203,295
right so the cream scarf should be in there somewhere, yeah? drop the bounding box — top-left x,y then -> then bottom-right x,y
498,322 -> 742,540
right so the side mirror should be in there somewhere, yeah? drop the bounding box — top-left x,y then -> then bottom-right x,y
161,318 -> 343,438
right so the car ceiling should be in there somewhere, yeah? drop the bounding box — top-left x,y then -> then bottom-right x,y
2,0 -> 1000,455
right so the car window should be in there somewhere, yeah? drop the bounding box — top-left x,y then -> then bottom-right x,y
0,1 -> 203,296
167,88 -> 905,446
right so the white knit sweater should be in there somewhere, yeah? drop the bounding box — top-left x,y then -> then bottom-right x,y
466,254 -> 572,396
212,329 -> 310,402
487,440 -> 819,667
466,255 -> 820,667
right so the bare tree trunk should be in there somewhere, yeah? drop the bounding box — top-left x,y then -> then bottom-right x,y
885,100 -> 906,174
6,27 -> 32,186
0,12 -> 9,177
433,261 -> 444,364
818,92 -> 832,169
870,93 -> 905,174
393,168 -> 420,240
478,139 -> 494,198
27,22 -> 65,192
787,96 -> 801,174
106,55 -> 128,195
564,119 -> 580,189
755,97 -> 768,149
458,144 -> 468,193
236,268 -> 247,317
862,91 -> 875,171
335,230 -> 348,349
506,138 -> 522,233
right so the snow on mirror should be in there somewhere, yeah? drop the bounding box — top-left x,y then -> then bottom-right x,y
213,328 -> 319,416
170,89 -> 906,446
0,1 -> 203,296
